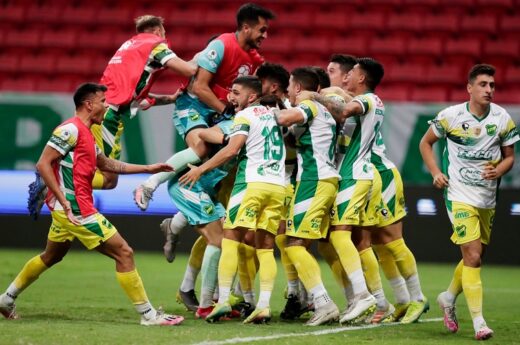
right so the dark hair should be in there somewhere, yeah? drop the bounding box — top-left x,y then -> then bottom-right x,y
330,54 -> 357,74
135,15 -> 164,33
356,57 -> 384,91
233,75 -> 262,96
256,62 -> 290,92
73,83 -> 107,108
291,67 -> 320,92
259,95 -> 286,109
311,66 -> 331,89
468,64 -> 495,83
236,3 -> 275,29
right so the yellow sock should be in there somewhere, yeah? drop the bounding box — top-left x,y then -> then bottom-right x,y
448,260 -> 464,297
317,240 -> 348,289
285,246 -> 322,290
276,234 -> 299,281
329,230 -> 362,275
92,170 -> 105,189
219,238 -> 240,292
359,247 -> 383,293
13,255 -> 48,291
462,266 -> 483,319
237,243 -> 256,292
385,238 -> 417,278
188,236 -> 207,270
256,249 -> 277,308
373,244 -> 401,280
116,269 -> 148,304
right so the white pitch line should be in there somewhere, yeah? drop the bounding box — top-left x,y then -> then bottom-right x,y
192,317 -> 443,345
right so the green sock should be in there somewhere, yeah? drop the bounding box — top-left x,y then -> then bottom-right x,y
199,245 -> 221,308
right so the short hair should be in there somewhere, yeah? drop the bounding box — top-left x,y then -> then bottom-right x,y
330,54 -> 357,74
135,15 -> 164,33
291,67 -> 320,92
236,3 -> 275,29
259,95 -> 287,109
311,66 -> 331,89
356,57 -> 384,91
73,83 -> 107,108
233,75 -> 262,96
256,62 -> 290,92
468,64 -> 495,83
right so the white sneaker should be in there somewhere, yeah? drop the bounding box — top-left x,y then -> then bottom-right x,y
0,293 -> 18,319
133,184 -> 155,211
140,310 -> 184,326
340,294 -> 377,325
305,301 -> 339,326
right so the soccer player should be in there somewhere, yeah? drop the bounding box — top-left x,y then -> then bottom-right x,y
420,64 -> 518,340
27,15 -> 196,218
0,83 -> 183,326
303,58 -> 386,324
179,76 -> 286,324
134,3 -> 274,210
275,67 -> 340,326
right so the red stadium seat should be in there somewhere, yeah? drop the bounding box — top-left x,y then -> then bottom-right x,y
444,38 -> 481,57
41,30 -> 78,49
164,8 -> 204,27
275,11 -> 313,28
1,77 -> 36,92
449,88 -> 470,103
407,37 -> 443,56
203,9 -> 237,27
62,6 -> 97,25
370,36 -> 407,56
0,54 -> 19,73
330,36 -> 368,57
460,14 -> 497,33
262,35 -> 294,54
95,7 -> 133,25
56,56 -> 93,75
350,11 -> 386,31
377,85 -> 410,101
0,5 -> 25,22
500,15 -> 520,32
504,66 -> 520,84
314,11 -> 348,30
423,14 -> 459,33
425,64 -> 463,85
3,29 -> 41,48
410,87 -> 448,102
19,54 -> 57,74
386,13 -> 423,31
493,87 -> 520,104
35,77 -> 76,93
25,5 -> 62,23
482,39 -> 519,59
386,64 -> 425,83
293,35 -> 331,54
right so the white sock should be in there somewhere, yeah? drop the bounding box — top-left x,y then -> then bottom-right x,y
136,302 -> 157,320
444,290 -> 457,305
310,283 -> 331,309
473,315 -> 486,332
180,265 -> 200,292
257,291 -> 271,309
389,276 -> 410,304
287,279 -> 299,296
233,281 -> 243,297
344,284 -> 354,305
144,148 -> 201,190
405,273 -> 425,302
243,291 -> 256,305
348,269 -> 369,296
170,212 -> 188,235
372,289 -> 388,310
217,287 -> 231,304
213,286 -> 219,302
6,283 -> 21,301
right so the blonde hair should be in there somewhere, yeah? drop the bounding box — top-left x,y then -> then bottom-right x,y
135,15 -> 164,33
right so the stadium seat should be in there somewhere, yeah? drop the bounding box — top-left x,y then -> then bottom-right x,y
293,35 -> 331,53
350,11 -> 386,31
19,54 -> 57,74
35,77 -> 76,93
62,6 -> 97,24
370,36 -> 407,56
56,56 -> 93,75
1,77 -> 36,92
386,64 -> 425,83
423,14 -> 459,33
500,15 -> 520,32
377,84 -> 409,102
425,64 -> 462,85
314,11 -> 348,30
0,54 -> 19,73
262,35 -> 294,53
386,13 -> 423,31
504,66 -> 520,84
407,37 -> 443,57
482,39 -> 519,59
330,36 -> 368,57
25,5 -> 62,23
493,87 -> 520,104
3,29 -> 41,48
164,8 -> 204,27
41,31 -> 77,49
410,87 -> 448,102
0,5 -> 25,22
460,14 -> 497,33
203,9 -> 237,27
449,88 -> 470,103
77,31 -> 118,50
95,7 -> 133,25
444,38 -> 481,57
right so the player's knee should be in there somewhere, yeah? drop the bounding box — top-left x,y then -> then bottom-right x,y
118,243 -> 134,261
41,252 -> 66,267
463,251 -> 482,267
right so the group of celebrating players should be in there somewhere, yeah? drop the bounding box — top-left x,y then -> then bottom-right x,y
1,2 -> 518,342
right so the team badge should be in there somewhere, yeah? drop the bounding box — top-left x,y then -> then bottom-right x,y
485,124 -> 497,136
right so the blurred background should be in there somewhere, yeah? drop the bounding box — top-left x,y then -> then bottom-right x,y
1,0 -> 519,264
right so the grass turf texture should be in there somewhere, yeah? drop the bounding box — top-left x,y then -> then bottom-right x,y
1,249 -> 519,345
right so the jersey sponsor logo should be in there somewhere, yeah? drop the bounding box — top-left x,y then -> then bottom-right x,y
454,224 -> 466,237
456,148 -> 493,160
485,124 -> 497,136
237,64 -> 251,77
310,218 -> 321,229
462,122 -> 470,131
459,167 -> 487,187
245,207 -> 256,218
189,112 -> 200,121
454,210 -> 470,219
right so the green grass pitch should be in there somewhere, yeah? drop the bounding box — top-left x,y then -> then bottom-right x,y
1,249 -> 519,345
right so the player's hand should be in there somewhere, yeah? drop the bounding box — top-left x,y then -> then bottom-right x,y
62,200 -> 81,225
295,91 -> 316,104
147,163 -> 174,174
167,88 -> 183,103
178,164 -> 202,190
482,163 -> 499,180
432,173 -> 449,189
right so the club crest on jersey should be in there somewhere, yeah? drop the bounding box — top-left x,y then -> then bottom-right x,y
207,49 -> 218,60
237,65 -> 251,77
485,124 -> 497,136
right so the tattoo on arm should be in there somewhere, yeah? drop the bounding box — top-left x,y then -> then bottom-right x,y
313,94 -> 346,121
98,154 -> 126,173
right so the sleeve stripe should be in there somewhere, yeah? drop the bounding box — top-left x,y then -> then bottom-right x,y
47,142 -> 67,156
